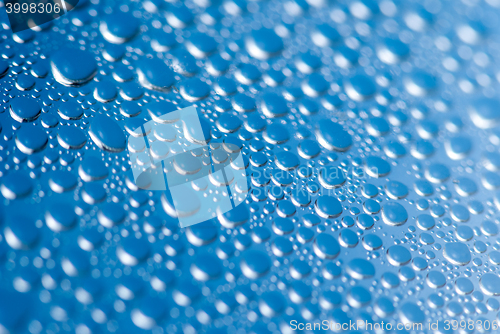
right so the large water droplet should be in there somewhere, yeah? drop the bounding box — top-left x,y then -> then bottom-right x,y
443,242 -> 471,266
100,12 -> 140,44
51,48 -> 97,86
89,115 -> 126,152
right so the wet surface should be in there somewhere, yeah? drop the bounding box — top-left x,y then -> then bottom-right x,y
1,0 -> 500,333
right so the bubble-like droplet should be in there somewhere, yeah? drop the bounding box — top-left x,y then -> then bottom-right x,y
322,263 -> 341,280
49,171 -> 78,193
182,80 -> 212,103
190,253 -> 223,281
260,93 -> 289,118
100,12 -> 140,44
78,229 -> 104,252
131,296 -> 167,329
94,80 -> 118,102
116,237 -> 149,266
374,297 -> 395,317
246,29 -> 284,60
318,166 -> 346,189
98,203 -> 126,228
455,277 -> 474,295
386,245 -> 411,266
443,242 -> 471,266
365,156 -> 391,177
311,24 -> 340,47
381,272 -> 400,288
416,120 -> 439,139
263,123 -> 290,144
316,120 -> 352,152
0,60 -> 9,77
298,139 -> 321,159
399,302 -> 425,324
51,48 -> 97,86
10,97 -> 41,123
45,204 -> 77,232
362,234 -> 383,250
136,58 -> 175,92
296,52 -> 321,73
427,293 -> 444,309
301,73 -> 329,97
183,116 -> 211,145
218,204 -> 249,228
338,229 -> 359,248
186,32 -> 217,58
58,127 -> 87,150
89,115 -> 126,153
58,101 -> 84,120
166,4 -> 194,28
481,221 -> 498,236
425,163 -> 450,183
334,46 -> 359,68
479,273 -> 500,296
411,139 -> 435,159
15,125 -> 48,154
468,98 -> 500,129
346,258 -> 375,279
79,156 -> 109,182
484,152 -> 500,171
259,291 -> 286,317
385,180 -> 409,199
366,117 -> 390,137
313,233 -> 340,259
2,0 -> 500,329
445,136 -> 472,160
240,250 -> 271,279
1,171 -> 33,199
450,204 -> 470,222
455,227 -> 474,243
4,216 -> 39,250
315,196 -> 342,218
345,74 -> 376,101
346,286 -> 371,308
377,37 -> 410,64
404,71 -> 437,97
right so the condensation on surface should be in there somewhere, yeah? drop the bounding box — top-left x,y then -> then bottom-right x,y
0,0 -> 500,333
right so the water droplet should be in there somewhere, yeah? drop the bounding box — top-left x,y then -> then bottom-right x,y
1,172 -> 33,199
240,250 -> 271,279
316,120 -> 352,152
246,29 -> 284,60
345,74 -> 376,101
15,125 -> 48,154
346,258 -> 375,279
51,48 -> 97,86
100,12 -> 139,44
137,58 -> 175,92
479,273 -> 500,296
313,233 -> 340,259
443,242 -> 471,266
315,195 -> 342,218
10,97 -> 41,123
386,245 -> 411,266
468,98 -> 500,129
89,115 -> 126,152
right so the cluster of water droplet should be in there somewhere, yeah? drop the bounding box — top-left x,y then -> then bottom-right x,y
1,0 -> 500,332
